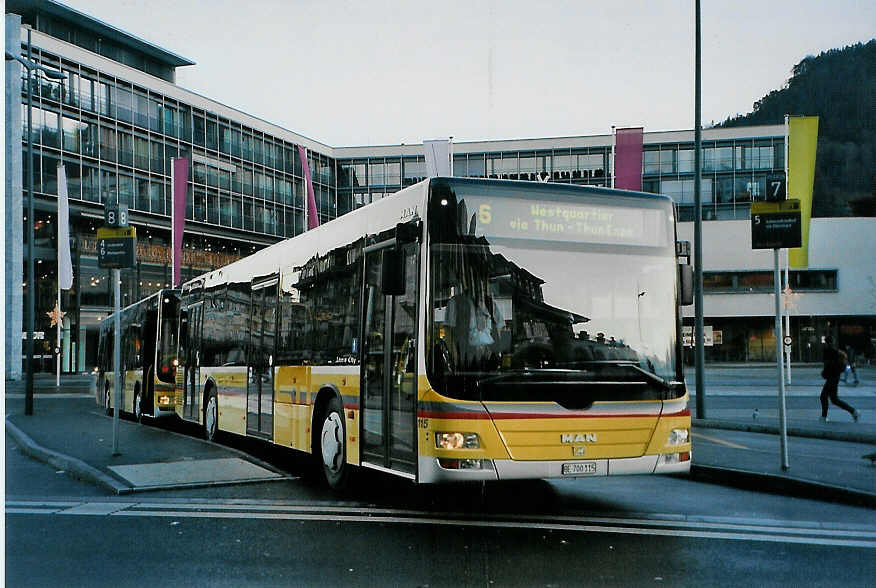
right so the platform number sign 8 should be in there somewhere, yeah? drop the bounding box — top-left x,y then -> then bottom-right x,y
104,204 -> 129,228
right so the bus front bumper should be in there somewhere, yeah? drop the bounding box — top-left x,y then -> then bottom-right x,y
418,451 -> 691,483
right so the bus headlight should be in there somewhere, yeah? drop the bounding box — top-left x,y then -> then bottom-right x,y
667,428 -> 690,445
435,432 -> 480,450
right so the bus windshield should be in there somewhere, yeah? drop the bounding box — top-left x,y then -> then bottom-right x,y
156,293 -> 179,383
427,179 -> 680,403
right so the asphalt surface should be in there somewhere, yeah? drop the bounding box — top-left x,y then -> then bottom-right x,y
5,366 -> 876,505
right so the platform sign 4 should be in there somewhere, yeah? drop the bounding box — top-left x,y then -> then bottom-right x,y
97,226 -> 137,268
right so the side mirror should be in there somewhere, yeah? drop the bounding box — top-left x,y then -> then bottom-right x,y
381,249 -> 406,296
679,265 -> 694,306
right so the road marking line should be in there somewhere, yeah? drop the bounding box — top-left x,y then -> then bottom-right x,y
107,510 -> 876,548
59,502 -> 134,515
8,499 -> 875,547
692,432 -> 750,449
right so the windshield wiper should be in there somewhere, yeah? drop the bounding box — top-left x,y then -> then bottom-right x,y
474,369 -> 581,387
559,360 -> 673,391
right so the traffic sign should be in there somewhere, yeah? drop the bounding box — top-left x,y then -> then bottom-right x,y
783,336 -> 792,346
751,199 -> 802,249
97,226 -> 137,268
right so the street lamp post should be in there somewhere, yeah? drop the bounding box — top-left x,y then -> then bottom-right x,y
6,27 -> 66,415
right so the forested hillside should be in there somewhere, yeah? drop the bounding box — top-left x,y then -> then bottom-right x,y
720,40 -> 875,216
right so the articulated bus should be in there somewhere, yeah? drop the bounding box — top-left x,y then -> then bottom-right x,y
175,177 -> 693,488
96,289 -> 181,421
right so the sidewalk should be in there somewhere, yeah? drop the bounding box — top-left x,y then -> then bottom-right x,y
4,373 -> 875,504
5,385 -> 290,494
685,363 -> 876,505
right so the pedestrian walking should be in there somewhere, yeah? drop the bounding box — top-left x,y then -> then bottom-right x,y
820,336 -> 860,422
841,345 -> 860,385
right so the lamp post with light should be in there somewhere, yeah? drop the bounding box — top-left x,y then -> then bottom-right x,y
6,27 -> 66,415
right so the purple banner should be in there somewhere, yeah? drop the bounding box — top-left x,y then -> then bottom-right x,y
298,146 -> 320,230
615,127 -> 643,191
172,157 -> 188,286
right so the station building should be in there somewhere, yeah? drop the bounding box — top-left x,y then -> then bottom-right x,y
5,0 -> 874,379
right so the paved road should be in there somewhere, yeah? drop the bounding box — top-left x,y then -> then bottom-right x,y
6,366 -> 876,586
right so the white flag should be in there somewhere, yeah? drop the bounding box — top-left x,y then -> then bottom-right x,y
57,163 -> 73,290
423,139 -> 451,177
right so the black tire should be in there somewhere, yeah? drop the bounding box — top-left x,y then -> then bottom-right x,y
203,387 -> 218,442
317,396 -> 350,490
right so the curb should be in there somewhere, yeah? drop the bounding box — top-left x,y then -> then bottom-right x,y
690,464 -> 876,508
5,418 -> 132,495
693,418 -> 876,444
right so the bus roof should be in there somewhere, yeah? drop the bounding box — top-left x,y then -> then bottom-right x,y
183,177 -> 673,291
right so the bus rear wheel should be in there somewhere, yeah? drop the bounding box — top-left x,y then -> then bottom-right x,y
204,388 -> 218,442
134,387 -> 143,423
318,397 -> 349,490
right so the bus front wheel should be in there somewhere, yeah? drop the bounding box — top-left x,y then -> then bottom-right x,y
318,397 -> 349,490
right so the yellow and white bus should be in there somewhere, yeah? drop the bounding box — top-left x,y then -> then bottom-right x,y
96,289 -> 181,421
176,177 -> 692,488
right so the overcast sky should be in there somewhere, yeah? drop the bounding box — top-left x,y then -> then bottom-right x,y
60,0 -> 875,147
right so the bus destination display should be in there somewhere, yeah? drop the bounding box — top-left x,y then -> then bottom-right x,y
472,197 -> 670,247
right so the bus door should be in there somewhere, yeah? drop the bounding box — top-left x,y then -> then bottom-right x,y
181,299 -> 203,421
247,276 -> 278,439
361,239 -> 419,475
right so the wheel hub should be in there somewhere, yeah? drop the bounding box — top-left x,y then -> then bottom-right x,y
206,397 -> 217,436
321,413 -> 343,471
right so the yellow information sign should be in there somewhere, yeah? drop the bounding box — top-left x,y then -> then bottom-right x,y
97,226 -> 137,239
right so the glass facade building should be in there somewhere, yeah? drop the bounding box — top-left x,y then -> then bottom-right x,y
6,1 -> 871,375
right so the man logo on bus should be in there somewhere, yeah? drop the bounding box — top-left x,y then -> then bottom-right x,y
561,433 -> 597,443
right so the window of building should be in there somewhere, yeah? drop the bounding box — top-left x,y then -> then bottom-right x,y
149,98 -> 162,132
80,76 -> 94,112
369,160 -> 385,185
643,150 -> 659,174
115,85 -> 133,123
206,119 -> 218,151
678,149 -> 694,173
404,158 -> 425,185
118,132 -> 134,167
660,150 -> 674,174
703,270 -> 838,292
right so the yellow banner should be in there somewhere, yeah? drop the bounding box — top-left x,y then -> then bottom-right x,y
787,116 -> 819,268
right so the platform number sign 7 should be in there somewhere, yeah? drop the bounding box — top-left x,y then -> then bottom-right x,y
766,175 -> 786,202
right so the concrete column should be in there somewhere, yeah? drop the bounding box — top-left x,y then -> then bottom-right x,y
5,14 -> 23,380
78,325 -> 87,372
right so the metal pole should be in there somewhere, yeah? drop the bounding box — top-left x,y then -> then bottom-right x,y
774,248 -> 790,470
610,126 -> 616,189
25,28 -> 35,416
784,251 -> 792,384
783,116 -> 792,386
56,289 -> 61,386
693,0 -> 706,418
112,268 -> 121,455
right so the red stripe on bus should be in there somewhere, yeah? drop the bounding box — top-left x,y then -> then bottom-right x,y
417,411 -> 658,420
662,408 -> 691,417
